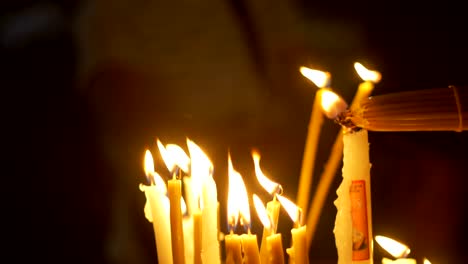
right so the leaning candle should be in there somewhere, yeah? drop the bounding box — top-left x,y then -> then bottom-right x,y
297,67 -> 331,214
140,150 -> 173,264
277,194 -> 309,264
252,150 -> 282,263
334,129 -> 373,264
253,194 -> 284,264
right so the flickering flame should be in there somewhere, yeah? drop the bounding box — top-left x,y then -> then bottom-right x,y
187,138 -> 213,201
143,150 -> 167,193
157,139 -> 189,174
253,194 -> 271,231
252,150 -> 281,195
375,235 -> 411,258
423,258 -> 431,264
354,62 -> 381,83
277,194 -> 301,225
227,154 -> 251,231
320,89 -> 348,119
300,66 -> 331,88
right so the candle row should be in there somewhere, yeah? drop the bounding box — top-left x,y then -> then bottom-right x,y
140,139 -> 309,264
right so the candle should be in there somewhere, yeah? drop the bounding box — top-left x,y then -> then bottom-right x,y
158,140 -> 191,264
253,194 -> 284,264
382,258 -> 416,264
187,139 -> 221,264
277,194 -> 309,264
252,150 -> 282,263
334,129 -> 373,264
193,209 -> 202,264
225,233 -> 242,264
375,235 -> 416,264
140,150 -> 173,264
226,154 -> 261,264
306,62 -> 381,246
297,67 -> 331,214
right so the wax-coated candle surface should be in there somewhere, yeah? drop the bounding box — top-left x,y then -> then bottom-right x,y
169,179 -> 186,264
287,225 -> 308,264
225,234 -> 242,264
266,233 -> 284,264
260,199 -> 281,263
241,233 -> 261,264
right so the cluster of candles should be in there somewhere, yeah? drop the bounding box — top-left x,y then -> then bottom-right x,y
139,62 -> 442,263
140,138 -> 307,264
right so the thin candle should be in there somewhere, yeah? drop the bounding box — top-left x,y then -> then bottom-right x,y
140,150 -> 173,264
253,194 -> 284,264
277,194 -> 309,264
341,86 -> 468,132
252,150 -> 282,263
297,67 -> 331,215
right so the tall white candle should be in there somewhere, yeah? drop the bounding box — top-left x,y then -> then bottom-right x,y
141,150 -> 173,264
334,129 -> 373,264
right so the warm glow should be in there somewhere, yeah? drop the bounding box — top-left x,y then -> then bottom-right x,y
187,138 -> 214,200
143,150 -> 167,193
320,89 -> 348,119
181,197 -> 187,215
277,194 -> 301,224
253,194 -> 271,230
423,258 -> 432,264
227,154 -> 251,230
375,235 -> 411,258
300,66 -> 331,88
157,139 -> 189,174
354,62 -> 382,83
252,150 -> 281,195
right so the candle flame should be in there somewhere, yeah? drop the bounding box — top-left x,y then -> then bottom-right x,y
253,194 -> 271,230
227,153 -> 251,231
375,235 -> 411,258
277,194 -> 301,224
157,139 -> 190,174
354,62 -> 381,83
320,89 -> 348,119
187,138 -> 213,201
143,150 -> 167,193
252,150 -> 281,195
181,197 -> 187,215
300,66 -> 331,88
423,258 -> 432,264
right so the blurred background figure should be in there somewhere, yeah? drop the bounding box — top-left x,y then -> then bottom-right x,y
3,0 -> 467,263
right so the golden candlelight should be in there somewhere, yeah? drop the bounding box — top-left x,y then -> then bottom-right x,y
354,62 -> 382,83
144,150 -> 167,191
252,150 -> 282,195
375,235 -> 410,258
423,258 -> 432,264
300,66 -> 331,88
253,194 -> 271,231
157,139 -> 190,174
297,67 -> 331,221
320,90 -> 348,119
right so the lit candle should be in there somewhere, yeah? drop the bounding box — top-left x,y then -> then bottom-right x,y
187,139 -> 221,264
297,67 -> 331,215
253,194 -> 284,264
277,194 -> 309,264
306,63 -> 381,247
334,129 -> 373,264
226,154 -> 261,264
375,235 -> 416,264
140,150 -> 173,264
158,140 -> 191,264
252,150 -> 282,263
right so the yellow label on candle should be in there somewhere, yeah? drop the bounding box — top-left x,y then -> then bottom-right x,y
350,180 -> 370,260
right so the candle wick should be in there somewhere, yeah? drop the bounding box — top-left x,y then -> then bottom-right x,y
149,172 -> 156,186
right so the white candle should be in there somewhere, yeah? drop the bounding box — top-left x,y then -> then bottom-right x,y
334,129 -> 373,264
140,150 -> 173,264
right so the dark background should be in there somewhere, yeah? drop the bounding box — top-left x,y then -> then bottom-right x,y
3,0 -> 467,263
